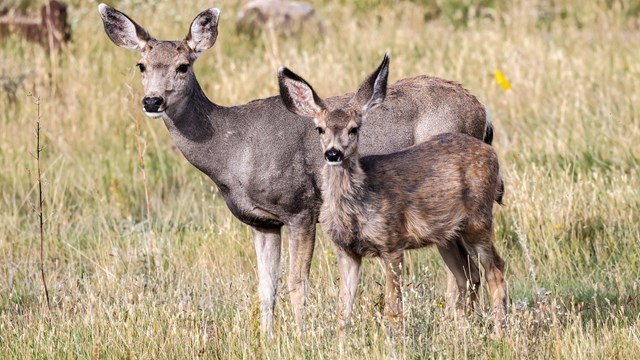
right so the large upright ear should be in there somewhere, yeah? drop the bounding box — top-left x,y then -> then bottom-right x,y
98,3 -> 152,51
186,8 -> 220,58
278,67 -> 326,118
350,53 -> 390,114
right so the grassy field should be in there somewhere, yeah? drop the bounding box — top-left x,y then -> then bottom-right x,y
1,0 -> 639,358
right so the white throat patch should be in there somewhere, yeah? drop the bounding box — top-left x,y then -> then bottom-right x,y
143,109 -> 165,119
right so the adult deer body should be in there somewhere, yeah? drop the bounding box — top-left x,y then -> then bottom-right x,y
278,55 -> 507,333
98,4 -> 494,337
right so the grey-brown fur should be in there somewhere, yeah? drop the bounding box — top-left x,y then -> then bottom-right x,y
279,59 -> 507,334
98,3 -> 494,338
321,135 -> 503,257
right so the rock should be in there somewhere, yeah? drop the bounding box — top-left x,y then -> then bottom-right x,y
237,0 -> 324,36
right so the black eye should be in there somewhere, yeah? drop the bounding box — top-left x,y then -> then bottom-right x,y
177,64 -> 189,73
136,63 -> 146,73
316,127 -> 325,135
349,127 -> 359,135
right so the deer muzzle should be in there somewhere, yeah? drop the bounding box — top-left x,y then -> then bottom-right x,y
142,96 -> 165,118
325,148 -> 343,165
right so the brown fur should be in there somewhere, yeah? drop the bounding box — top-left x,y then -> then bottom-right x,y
279,59 -> 507,334
320,134 -> 501,258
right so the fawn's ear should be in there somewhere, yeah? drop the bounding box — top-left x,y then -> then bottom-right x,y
186,8 -> 220,58
98,3 -> 152,51
278,67 -> 326,119
350,53 -> 390,116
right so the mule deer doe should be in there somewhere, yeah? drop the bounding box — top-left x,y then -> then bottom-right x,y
98,3 -> 496,338
279,54 -> 507,334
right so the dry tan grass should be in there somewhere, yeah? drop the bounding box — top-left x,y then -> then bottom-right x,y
1,0 -> 639,358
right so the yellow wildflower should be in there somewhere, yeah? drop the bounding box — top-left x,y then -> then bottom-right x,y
495,69 -> 511,90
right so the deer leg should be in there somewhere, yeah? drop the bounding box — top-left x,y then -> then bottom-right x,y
286,217 -> 316,336
458,239 -> 481,312
444,267 -> 459,314
437,240 -> 479,318
476,243 -> 507,332
445,260 -> 480,311
251,226 -> 282,339
382,251 -> 404,327
336,247 -> 361,336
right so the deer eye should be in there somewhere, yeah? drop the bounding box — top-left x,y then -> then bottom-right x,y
136,63 -> 146,73
177,64 -> 189,73
348,127 -> 359,135
316,127 -> 325,135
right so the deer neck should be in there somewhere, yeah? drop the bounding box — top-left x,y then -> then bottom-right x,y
162,78 -> 218,139
320,155 -> 368,232
159,77 -> 229,178
322,157 -> 365,200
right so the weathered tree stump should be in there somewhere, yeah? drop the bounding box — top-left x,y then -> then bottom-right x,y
0,0 -> 71,49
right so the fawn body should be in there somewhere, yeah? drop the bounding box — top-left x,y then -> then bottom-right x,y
279,54 -> 507,333
99,3 -> 496,337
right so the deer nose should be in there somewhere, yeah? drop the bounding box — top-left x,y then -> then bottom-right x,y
324,149 -> 343,163
142,97 -> 164,112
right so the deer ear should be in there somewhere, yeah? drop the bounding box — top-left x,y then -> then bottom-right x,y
350,52 -> 390,115
98,3 -> 152,51
278,67 -> 326,118
186,8 -> 220,58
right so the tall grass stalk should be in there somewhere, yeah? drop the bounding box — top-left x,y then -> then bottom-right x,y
30,93 -> 51,311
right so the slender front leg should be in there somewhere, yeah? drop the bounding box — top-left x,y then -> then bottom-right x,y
382,251 -> 404,327
286,216 -> 317,335
336,247 -> 361,336
251,226 -> 283,339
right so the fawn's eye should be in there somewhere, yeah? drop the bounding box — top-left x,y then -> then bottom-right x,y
136,63 -> 146,73
316,127 -> 325,135
177,64 -> 189,73
348,127 -> 359,135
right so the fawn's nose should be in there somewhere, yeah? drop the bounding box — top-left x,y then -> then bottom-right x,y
324,148 -> 343,163
142,97 -> 164,113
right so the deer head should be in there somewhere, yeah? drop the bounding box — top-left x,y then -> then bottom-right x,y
98,3 -> 219,118
278,54 -> 389,165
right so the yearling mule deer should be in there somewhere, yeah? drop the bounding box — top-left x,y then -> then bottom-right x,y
278,55 -> 507,334
98,3 -> 495,338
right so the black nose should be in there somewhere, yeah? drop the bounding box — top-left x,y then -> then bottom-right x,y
324,149 -> 343,163
142,97 -> 164,112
